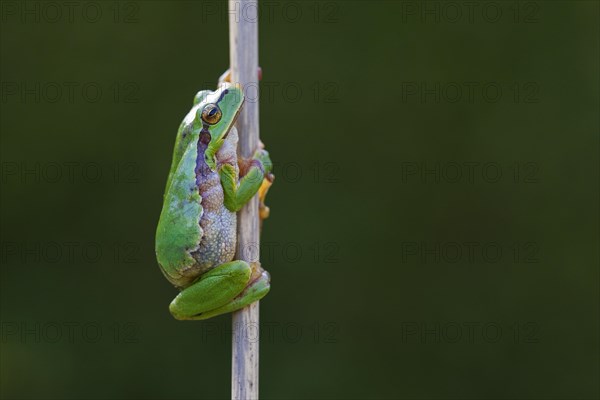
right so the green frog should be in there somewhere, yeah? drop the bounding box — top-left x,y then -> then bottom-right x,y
155,72 -> 273,320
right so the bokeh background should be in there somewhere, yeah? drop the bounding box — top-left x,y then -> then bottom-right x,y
1,1 -> 598,399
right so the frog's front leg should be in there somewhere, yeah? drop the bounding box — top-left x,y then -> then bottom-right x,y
220,148 -> 273,213
169,260 -> 252,320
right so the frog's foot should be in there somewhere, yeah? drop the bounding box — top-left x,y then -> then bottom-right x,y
219,67 -> 263,85
193,263 -> 270,320
256,143 -> 274,223
169,260 -> 252,320
259,176 -> 273,223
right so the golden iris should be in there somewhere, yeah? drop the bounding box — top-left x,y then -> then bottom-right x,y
201,104 -> 222,125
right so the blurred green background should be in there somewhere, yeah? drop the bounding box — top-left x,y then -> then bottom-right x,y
1,1 -> 598,399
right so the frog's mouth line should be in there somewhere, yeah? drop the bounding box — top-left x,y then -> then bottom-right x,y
217,88 -> 244,141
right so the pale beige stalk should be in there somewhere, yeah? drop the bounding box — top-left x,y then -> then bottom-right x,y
229,1 -> 261,399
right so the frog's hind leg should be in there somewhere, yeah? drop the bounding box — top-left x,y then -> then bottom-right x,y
169,260 -> 252,320
185,263 -> 270,321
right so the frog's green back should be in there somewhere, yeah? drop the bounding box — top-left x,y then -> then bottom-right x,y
163,100 -> 203,196
155,108 -> 204,286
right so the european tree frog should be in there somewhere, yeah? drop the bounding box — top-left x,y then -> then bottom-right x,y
156,73 -> 273,320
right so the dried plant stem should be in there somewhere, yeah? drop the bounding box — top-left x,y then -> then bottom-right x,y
229,1 -> 260,399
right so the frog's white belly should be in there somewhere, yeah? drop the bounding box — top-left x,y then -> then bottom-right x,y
192,172 -> 236,273
191,128 -> 239,275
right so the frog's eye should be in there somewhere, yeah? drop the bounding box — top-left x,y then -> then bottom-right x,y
201,103 -> 222,125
